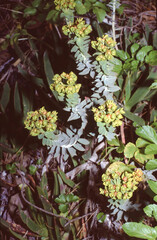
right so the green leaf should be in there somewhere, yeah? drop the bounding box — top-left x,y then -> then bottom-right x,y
75,0 -> 87,14
154,196 -> 157,202
29,165 -> 37,175
43,51 -> 54,85
148,180 -> 157,194
124,142 -> 137,158
20,211 -> 48,237
59,204 -> 68,213
93,7 -> 106,22
66,194 -> 79,202
136,126 -> 157,144
14,82 -> 22,114
32,0 -> 41,8
21,90 -> 33,118
146,159 -> 157,170
136,46 -> 153,62
145,50 -> 157,66
134,149 -> 153,164
116,50 -> 129,61
9,229 -> 27,240
0,82 -> 10,112
53,171 -> 59,196
130,43 -> 140,55
124,110 -> 145,126
40,196 -> 53,228
58,167 -> 75,188
107,137 -> 120,147
145,144 -> 157,155
136,138 -> 150,148
97,212 -> 106,223
125,87 -> 150,110
46,10 -> 59,21
92,2 -> 108,10
130,60 -> 139,71
24,7 -> 37,17
55,194 -> 67,204
122,222 -> 157,240
40,173 -> 48,199
144,204 -> 157,221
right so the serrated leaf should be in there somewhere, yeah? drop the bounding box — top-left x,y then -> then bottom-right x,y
145,159 -> 157,170
124,142 -> 137,158
144,204 -> 157,221
136,126 -> 157,144
122,222 -> 157,240
145,144 -> 157,155
148,180 -> 157,194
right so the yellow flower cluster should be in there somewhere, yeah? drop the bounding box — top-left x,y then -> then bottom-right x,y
50,72 -> 81,97
91,35 -> 116,61
100,165 -> 143,200
24,107 -> 58,136
92,100 -> 125,128
62,18 -> 92,38
54,0 -> 75,10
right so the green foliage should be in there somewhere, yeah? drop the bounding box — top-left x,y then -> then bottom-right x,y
124,125 -> 157,164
